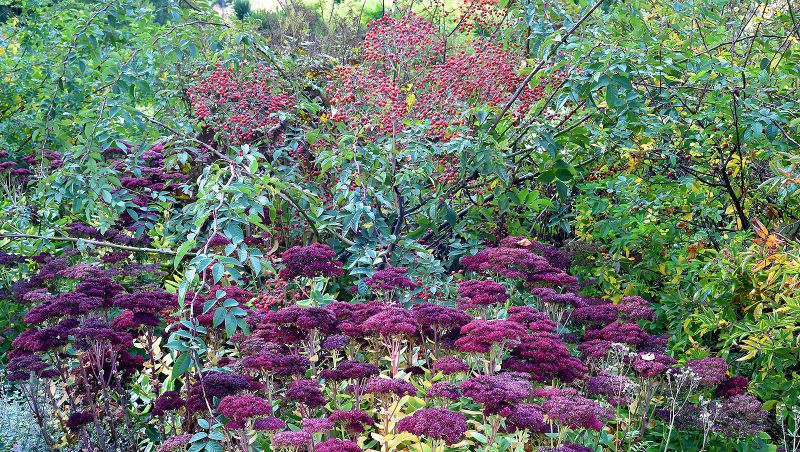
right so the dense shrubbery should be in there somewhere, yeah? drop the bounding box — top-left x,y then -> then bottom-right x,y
1,0 -> 799,451
1,237 -> 773,451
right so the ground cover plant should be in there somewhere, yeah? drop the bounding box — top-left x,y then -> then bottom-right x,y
1,0 -> 799,451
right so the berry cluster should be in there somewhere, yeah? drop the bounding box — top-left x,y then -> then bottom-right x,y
327,13 -> 556,141
188,64 -> 294,146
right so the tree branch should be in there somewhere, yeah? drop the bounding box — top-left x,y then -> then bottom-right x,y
1,233 -> 193,256
488,0 -> 605,135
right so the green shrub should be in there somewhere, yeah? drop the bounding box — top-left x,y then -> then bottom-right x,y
360,1 -> 383,24
247,10 -> 273,30
253,1 -> 327,40
233,0 -> 250,20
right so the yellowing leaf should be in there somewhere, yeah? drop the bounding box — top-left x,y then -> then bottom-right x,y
405,93 -> 416,109
737,351 -> 757,362
683,317 -> 693,334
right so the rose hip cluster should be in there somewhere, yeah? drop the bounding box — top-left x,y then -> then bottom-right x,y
327,12 -> 557,141
187,63 -> 294,146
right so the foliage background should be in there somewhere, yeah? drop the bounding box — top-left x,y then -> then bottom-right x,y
1,0 -> 799,450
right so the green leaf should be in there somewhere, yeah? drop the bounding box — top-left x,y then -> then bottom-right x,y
224,223 -> 244,244
445,204 -> 458,227
538,170 -> 556,184
165,340 -> 189,352
469,431 -> 488,444
224,313 -> 237,336
342,209 -> 363,233
212,263 -> 224,283
249,256 -> 262,275
171,353 -> 192,379
174,240 -> 195,268
306,128 -> 320,145
230,307 -> 247,316
606,83 -> 625,108
189,432 -> 208,442
554,160 -> 577,181
765,122 -> 780,141
555,180 -> 568,198
207,431 -> 225,441
213,307 -> 226,327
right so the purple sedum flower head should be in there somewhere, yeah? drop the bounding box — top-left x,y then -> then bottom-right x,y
316,439 -> 362,452
457,279 -> 509,309
279,243 -> 343,279
286,379 -> 326,409
217,394 -> 272,429
541,393 -> 614,431
460,374 -> 531,414
301,416 -> 334,433
363,306 -> 418,339
432,355 -> 469,375
365,266 -> 416,291
396,408 -> 467,445
425,381 -> 461,401
455,319 -> 526,353
254,416 -> 286,431
503,403 -> 549,433
363,377 -> 417,397
714,375 -> 749,398
272,430 -> 312,449
685,357 -> 728,387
